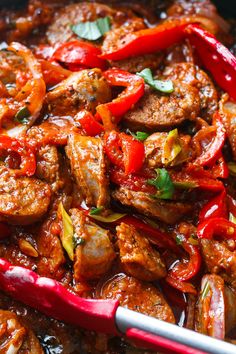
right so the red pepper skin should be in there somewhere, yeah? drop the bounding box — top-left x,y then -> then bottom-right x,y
120,133 -> 145,174
110,168 -> 155,193
0,136 -> 36,177
197,217 -> 236,240
186,24 -> 236,101
76,110 -> 104,136
227,195 -> 236,217
165,275 -> 197,295
199,189 -> 228,223
52,40 -> 106,70
0,258 -> 119,335
193,113 -> 226,167
105,132 -> 145,174
39,59 -> 71,86
99,69 -> 145,120
168,234 -> 201,282
100,20 -> 188,61
211,154 -> 229,179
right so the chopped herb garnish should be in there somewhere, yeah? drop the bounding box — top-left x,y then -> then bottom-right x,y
228,162 -> 236,176
176,235 -> 183,245
173,181 -> 198,189
148,168 -> 174,200
58,202 -> 74,261
14,106 -> 30,124
229,212 -> 236,224
131,131 -> 150,141
71,16 -> 111,41
90,206 -> 104,215
73,236 -> 85,247
201,281 -> 210,299
162,129 -> 182,164
137,68 -> 174,93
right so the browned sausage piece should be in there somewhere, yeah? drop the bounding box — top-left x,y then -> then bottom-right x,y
163,62 -> 218,121
46,69 -> 111,116
46,2 -> 132,45
101,274 -> 175,323
0,169 -> 51,225
116,222 -> 166,281
123,80 -> 200,130
201,239 -> 236,289
112,187 -> 192,224
70,208 -> 115,281
66,133 -> 109,208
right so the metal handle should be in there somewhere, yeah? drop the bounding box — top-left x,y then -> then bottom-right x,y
115,306 -> 236,354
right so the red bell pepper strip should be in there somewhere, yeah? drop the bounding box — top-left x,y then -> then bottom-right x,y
76,110 -> 104,136
193,112 -> 226,167
97,69 -> 145,122
105,131 -> 145,174
165,275 -> 197,295
100,19 -> 189,61
0,258 -> 119,334
168,233 -> 201,282
227,195 -> 236,218
39,59 -> 71,86
197,217 -> 236,240
186,24 -> 236,101
110,168 -> 155,193
52,40 -> 106,70
210,153 -> 229,179
0,135 -> 36,177
199,189 -> 228,223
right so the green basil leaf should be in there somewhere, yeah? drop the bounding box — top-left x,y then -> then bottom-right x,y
71,16 -> 110,41
148,168 -> 174,200
176,235 -> 183,245
90,206 -> 104,215
14,106 -> 30,124
131,131 -> 150,141
137,68 -> 174,93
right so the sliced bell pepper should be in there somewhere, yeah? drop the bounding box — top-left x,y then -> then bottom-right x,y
165,275 -> 197,295
100,19 -> 189,61
168,233 -> 201,282
210,153 -> 229,179
52,40 -> 106,70
193,112 -> 226,167
39,59 -> 71,86
76,110 -> 104,136
97,69 -> 145,122
197,217 -> 236,240
186,24 -> 236,101
199,189 -> 228,223
105,131 -> 145,174
110,168 -> 155,193
0,135 -> 36,177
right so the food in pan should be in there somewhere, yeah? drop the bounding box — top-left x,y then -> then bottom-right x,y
0,0 -> 236,352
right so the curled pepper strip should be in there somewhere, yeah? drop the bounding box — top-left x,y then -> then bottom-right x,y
165,275 -> 197,295
193,112 -> 226,167
199,189 -> 228,223
100,19 -> 189,61
168,233 -> 201,282
104,131 -> 145,174
0,135 -> 36,177
186,24 -> 236,101
197,217 -> 236,240
97,69 -> 145,122
52,40 -> 106,70
76,110 -> 104,137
